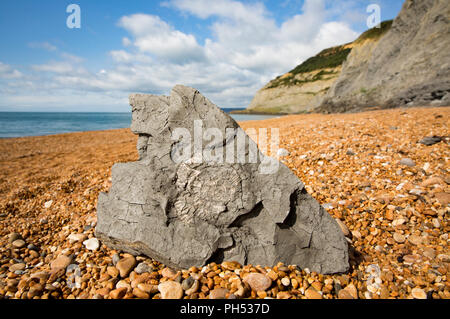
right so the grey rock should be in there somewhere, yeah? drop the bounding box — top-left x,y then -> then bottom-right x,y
135,262 -> 153,274
95,85 -> 349,274
12,258 -> 24,264
112,253 -> 120,266
27,244 -> 38,251
8,232 -> 21,244
399,158 -> 416,167
181,276 -> 195,291
316,0 -> 450,113
419,136 -> 442,146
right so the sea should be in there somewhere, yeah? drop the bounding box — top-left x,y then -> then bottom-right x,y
0,110 -> 281,138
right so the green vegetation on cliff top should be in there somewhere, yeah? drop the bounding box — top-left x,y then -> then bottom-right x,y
289,47 -> 351,75
355,20 -> 393,43
267,69 -> 337,89
266,20 -> 393,89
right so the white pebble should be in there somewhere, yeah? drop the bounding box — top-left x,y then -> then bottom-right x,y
83,238 -> 100,251
432,218 -> 440,228
392,218 -> 406,227
68,233 -> 87,243
281,277 -> 290,287
277,148 -> 290,157
44,200 -> 53,208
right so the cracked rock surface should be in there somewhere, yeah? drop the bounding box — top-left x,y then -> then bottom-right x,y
95,85 -> 349,274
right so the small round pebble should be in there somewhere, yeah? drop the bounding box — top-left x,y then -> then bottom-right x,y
161,267 -> 177,278
11,239 -> 26,248
243,273 -> 272,292
50,255 -> 72,270
110,287 -> 127,299
134,262 -> 152,274
83,237 -> 100,251
393,233 -> 406,243
181,276 -> 195,291
305,287 -> 322,299
277,148 -> 290,157
411,287 -> 427,299
9,263 -> 26,272
281,277 -> 291,287
399,158 -> 415,167
158,281 -> 183,299
116,256 -> 137,278
209,288 -> 229,299
68,233 -> 87,243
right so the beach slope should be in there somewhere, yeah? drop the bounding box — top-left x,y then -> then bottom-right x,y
0,107 -> 448,299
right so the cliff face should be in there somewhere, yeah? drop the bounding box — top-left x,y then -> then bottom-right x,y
246,66 -> 342,114
245,44 -> 351,114
244,22 -> 392,114
316,0 -> 450,113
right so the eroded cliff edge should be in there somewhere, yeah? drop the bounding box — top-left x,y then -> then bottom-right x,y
239,21 -> 393,114
316,0 -> 450,113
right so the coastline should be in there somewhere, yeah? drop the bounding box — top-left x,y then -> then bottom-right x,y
230,109 -> 292,115
0,106 -> 448,299
0,111 -> 279,139
230,104 -> 450,116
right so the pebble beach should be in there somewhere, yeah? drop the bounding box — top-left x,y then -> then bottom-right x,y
0,106 -> 448,300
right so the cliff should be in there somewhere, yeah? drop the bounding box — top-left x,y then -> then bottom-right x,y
239,21 -> 393,114
316,0 -> 450,113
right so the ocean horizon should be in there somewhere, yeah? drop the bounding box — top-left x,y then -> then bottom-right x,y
0,110 -> 280,138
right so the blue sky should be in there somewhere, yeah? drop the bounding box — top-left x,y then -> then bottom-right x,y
0,0 -> 404,111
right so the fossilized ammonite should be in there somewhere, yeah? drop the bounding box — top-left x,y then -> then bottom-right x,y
96,85 -> 349,274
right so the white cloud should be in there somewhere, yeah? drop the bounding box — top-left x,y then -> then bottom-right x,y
118,14 -> 205,64
122,37 -> 132,47
110,50 -> 152,64
109,0 -> 358,98
60,52 -> 84,64
0,62 -> 23,79
1,0 -> 362,110
32,61 -> 75,74
31,52 -> 86,75
110,50 -> 134,63
162,0 -> 357,76
28,42 -> 57,52
167,0 -> 269,22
